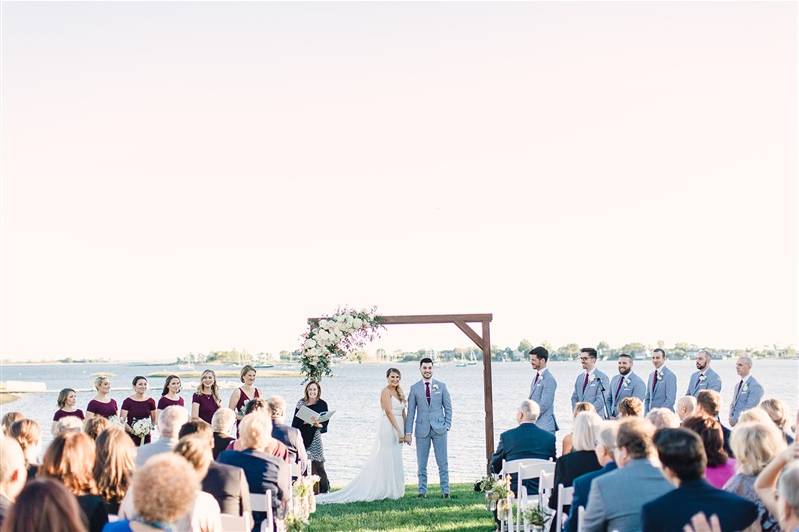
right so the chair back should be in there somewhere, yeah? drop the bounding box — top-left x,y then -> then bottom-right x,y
250,489 -> 274,531
220,513 -> 248,531
538,471 -> 554,508
555,484 -> 574,531
577,505 -> 585,532
501,457 -> 552,476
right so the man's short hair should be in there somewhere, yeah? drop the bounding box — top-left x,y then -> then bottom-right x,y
778,462 -> 799,516
581,348 -> 598,359
696,390 -> 721,417
419,357 -> 433,366
519,400 -> 540,422
616,418 -> 655,459
618,353 -> 633,360
267,396 -> 286,418
653,348 -> 666,357
178,420 -> 212,439
654,428 -> 706,481
529,346 -> 549,361
676,395 -> 697,413
596,421 -> 619,452
159,406 -> 189,436
646,408 -> 680,429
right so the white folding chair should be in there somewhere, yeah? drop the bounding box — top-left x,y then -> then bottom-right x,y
250,489 -> 274,532
577,505 -> 585,532
515,463 -> 554,530
220,513 -> 249,532
538,471 -> 555,511
555,484 -> 574,531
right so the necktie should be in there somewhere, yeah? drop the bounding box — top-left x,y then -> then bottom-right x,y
615,377 -> 624,402
582,372 -> 589,394
694,373 -> 703,392
652,371 -> 659,392
734,380 -> 743,404
425,382 -> 431,405
533,372 -> 540,388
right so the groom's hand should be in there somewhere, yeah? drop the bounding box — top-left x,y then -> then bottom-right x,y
404,434 -> 412,445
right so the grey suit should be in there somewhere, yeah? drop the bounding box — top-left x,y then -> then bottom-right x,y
134,437 -> 178,467
644,366 -> 677,413
608,372 -> 646,417
571,369 -> 611,419
687,367 -> 722,397
529,369 -> 558,432
405,379 -> 452,494
582,459 -> 674,532
730,375 -> 764,425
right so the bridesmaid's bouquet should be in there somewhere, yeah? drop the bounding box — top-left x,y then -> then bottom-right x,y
132,418 -> 153,444
107,415 -> 124,428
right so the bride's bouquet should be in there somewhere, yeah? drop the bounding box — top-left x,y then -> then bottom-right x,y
132,418 -> 153,444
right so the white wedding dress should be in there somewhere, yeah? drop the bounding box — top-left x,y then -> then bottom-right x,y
316,395 -> 405,504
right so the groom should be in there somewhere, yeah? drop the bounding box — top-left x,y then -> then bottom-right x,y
405,357 -> 452,498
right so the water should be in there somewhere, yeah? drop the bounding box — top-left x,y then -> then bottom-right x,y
1,359 -> 797,487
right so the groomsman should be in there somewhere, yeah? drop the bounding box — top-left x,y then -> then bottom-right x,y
729,356 -> 764,426
644,348 -> 677,413
686,350 -> 722,397
608,353 -> 646,418
528,346 -> 558,433
571,347 -> 611,419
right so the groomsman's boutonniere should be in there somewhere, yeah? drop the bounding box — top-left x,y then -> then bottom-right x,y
698,374 -> 707,382
742,383 -> 749,392
432,384 -> 440,392
623,377 -> 631,387
656,370 -> 663,379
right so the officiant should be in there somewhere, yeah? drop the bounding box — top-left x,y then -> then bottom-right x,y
292,380 -> 330,493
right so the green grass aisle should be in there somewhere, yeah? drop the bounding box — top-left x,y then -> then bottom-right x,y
307,483 -> 495,531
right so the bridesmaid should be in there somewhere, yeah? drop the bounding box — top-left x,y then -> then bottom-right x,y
120,376 -> 157,446
86,376 -> 119,421
192,369 -> 221,424
157,375 -> 185,414
52,388 -> 85,435
228,365 -> 261,424
291,380 -> 330,493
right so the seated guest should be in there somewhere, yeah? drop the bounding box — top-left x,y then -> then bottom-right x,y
490,400 -> 556,496
617,397 -> 644,418
1,477 -> 87,532
241,399 -> 290,462
211,408 -> 237,460
755,444 -> 799,532
39,431 -> 109,532
566,421 -> 619,532
676,395 -> 697,422
682,415 -> 736,488
83,416 -> 110,441
724,422 -> 786,532
134,405 -> 188,467
548,411 -> 602,530
93,426 -> 135,515
54,415 -> 84,435
268,395 -> 310,476
106,453 -> 201,532
760,398 -> 795,444
582,418 -> 673,532
641,428 -> 758,532
169,436 -> 223,531
0,413 -> 23,437
0,437 -> 27,527
739,406 -> 775,425
646,408 -> 680,430
694,390 -> 734,457
561,402 -> 596,455
218,413 -> 290,532
9,419 -> 41,480
178,420 -> 253,521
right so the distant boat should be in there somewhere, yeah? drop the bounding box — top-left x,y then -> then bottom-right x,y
177,363 -> 195,371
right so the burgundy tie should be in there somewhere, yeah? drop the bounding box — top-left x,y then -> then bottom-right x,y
615,377 -> 624,401
534,372 -> 540,387
582,372 -> 589,393
425,382 -> 431,405
652,371 -> 659,392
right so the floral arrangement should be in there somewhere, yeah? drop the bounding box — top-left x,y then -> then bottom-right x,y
106,415 -> 124,427
477,474 -> 511,513
131,418 -> 153,444
522,503 -> 547,527
284,475 -> 320,531
238,399 -> 253,418
299,307 -> 382,382
284,513 -> 308,532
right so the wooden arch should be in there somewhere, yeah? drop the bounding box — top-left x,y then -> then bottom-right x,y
308,313 -> 495,467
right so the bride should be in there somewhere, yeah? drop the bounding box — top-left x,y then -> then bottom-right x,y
316,367 -> 406,504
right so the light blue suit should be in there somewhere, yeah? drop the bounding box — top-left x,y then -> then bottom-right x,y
686,367 -> 722,397
529,369 -> 558,432
405,379 -> 452,494
644,366 -> 677,413
571,369 -> 611,419
608,372 -> 646,417
730,375 -> 764,425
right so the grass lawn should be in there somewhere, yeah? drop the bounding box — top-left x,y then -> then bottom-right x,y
307,483 -> 495,531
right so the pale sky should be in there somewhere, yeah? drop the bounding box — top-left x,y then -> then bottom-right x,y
1,2 -> 796,360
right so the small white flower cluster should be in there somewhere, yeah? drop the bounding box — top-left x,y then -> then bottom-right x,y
132,418 -> 153,437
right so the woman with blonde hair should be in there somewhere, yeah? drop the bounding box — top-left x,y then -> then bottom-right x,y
93,426 -> 135,514
561,402 -> 596,455
39,431 -> 108,532
0,412 -> 23,436
9,419 -> 41,480
760,398 -> 794,444
85,376 -> 118,421
192,369 -> 221,424
724,422 -> 786,531
229,365 -> 261,426
52,388 -> 85,436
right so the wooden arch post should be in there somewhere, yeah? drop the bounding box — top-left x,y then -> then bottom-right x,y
308,313 -> 495,470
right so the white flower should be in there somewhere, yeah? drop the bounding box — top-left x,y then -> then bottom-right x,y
352,318 -> 363,329
304,339 -> 317,349
319,319 -> 330,330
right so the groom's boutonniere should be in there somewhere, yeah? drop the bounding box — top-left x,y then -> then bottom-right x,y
432,384 -> 440,392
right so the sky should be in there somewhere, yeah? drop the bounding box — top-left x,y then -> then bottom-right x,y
1,2 -> 796,361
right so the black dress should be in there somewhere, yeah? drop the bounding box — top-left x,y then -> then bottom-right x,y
291,399 -> 330,493
548,450 -> 601,532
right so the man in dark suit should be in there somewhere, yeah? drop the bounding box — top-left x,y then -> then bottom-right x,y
641,428 -> 758,532
267,395 -> 309,476
491,399 -> 556,496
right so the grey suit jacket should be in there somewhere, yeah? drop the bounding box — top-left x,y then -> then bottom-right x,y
644,366 -> 677,413
571,370 -> 610,418
529,369 -> 558,432
405,379 -> 452,438
581,459 -> 674,532
730,375 -> 765,425
609,372 -> 646,417
134,437 -> 178,467
687,367 -> 722,397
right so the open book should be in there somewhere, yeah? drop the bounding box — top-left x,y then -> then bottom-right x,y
295,404 -> 335,425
